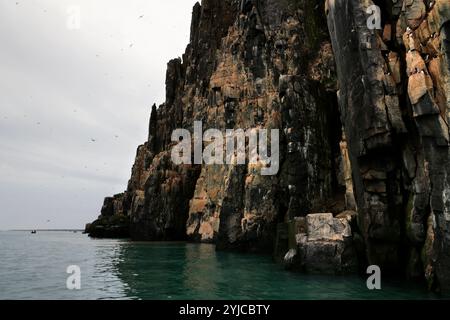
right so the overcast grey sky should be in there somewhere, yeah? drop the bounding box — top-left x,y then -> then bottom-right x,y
0,0 -> 198,230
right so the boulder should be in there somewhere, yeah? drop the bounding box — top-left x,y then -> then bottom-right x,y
284,213 -> 358,274
306,213 -> 350,242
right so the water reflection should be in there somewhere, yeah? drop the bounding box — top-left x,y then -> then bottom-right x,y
114,241 -> 438,300
182,244 -> 220,299
0,232 -> 439,300
116,242 -> 185,299
116,242 -> 229,299
83,238 -> 130,299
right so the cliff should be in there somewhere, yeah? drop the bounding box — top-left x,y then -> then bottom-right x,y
86,0 -> 450,293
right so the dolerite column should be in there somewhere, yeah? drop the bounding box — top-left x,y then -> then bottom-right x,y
326,0 -> 450,292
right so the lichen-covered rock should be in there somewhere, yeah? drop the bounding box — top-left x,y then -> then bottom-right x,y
283,213 -> 358,274
306,213 -> 351,242
182,0 -> 343,253
89,1 -> 345,250
326,0 -> 450,292
85,213 -> 130,239
85,0 -> 450,293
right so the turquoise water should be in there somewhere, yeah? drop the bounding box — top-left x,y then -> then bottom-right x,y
0,231 -> 441,300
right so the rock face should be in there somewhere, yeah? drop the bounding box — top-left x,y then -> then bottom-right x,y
283,213 -> 358,274
89,0 -> 344,250
326,0 -> 450,291
85,193 -> 130,238
184,0 -> 342,252
86,0 -> 450,293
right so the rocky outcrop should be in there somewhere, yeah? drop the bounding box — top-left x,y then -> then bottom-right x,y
326,0 -> 450,291
282,213 -> 359,274
88,0 -> 344,250
181,0 -> 343,253
85,194 -> 130,238
86,0 -> 450,293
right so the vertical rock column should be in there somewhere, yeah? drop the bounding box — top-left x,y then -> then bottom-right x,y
326,0 -> 450,291
187,0 -> 342,253
326,0 -> 407,274
401,0 -> 450,291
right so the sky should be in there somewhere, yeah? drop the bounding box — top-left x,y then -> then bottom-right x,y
0,0 -> 198,230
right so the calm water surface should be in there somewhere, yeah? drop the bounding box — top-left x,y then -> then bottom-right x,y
0,231 -> 442,300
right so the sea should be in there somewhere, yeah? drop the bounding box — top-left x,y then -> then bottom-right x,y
0,231 -> 443,300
